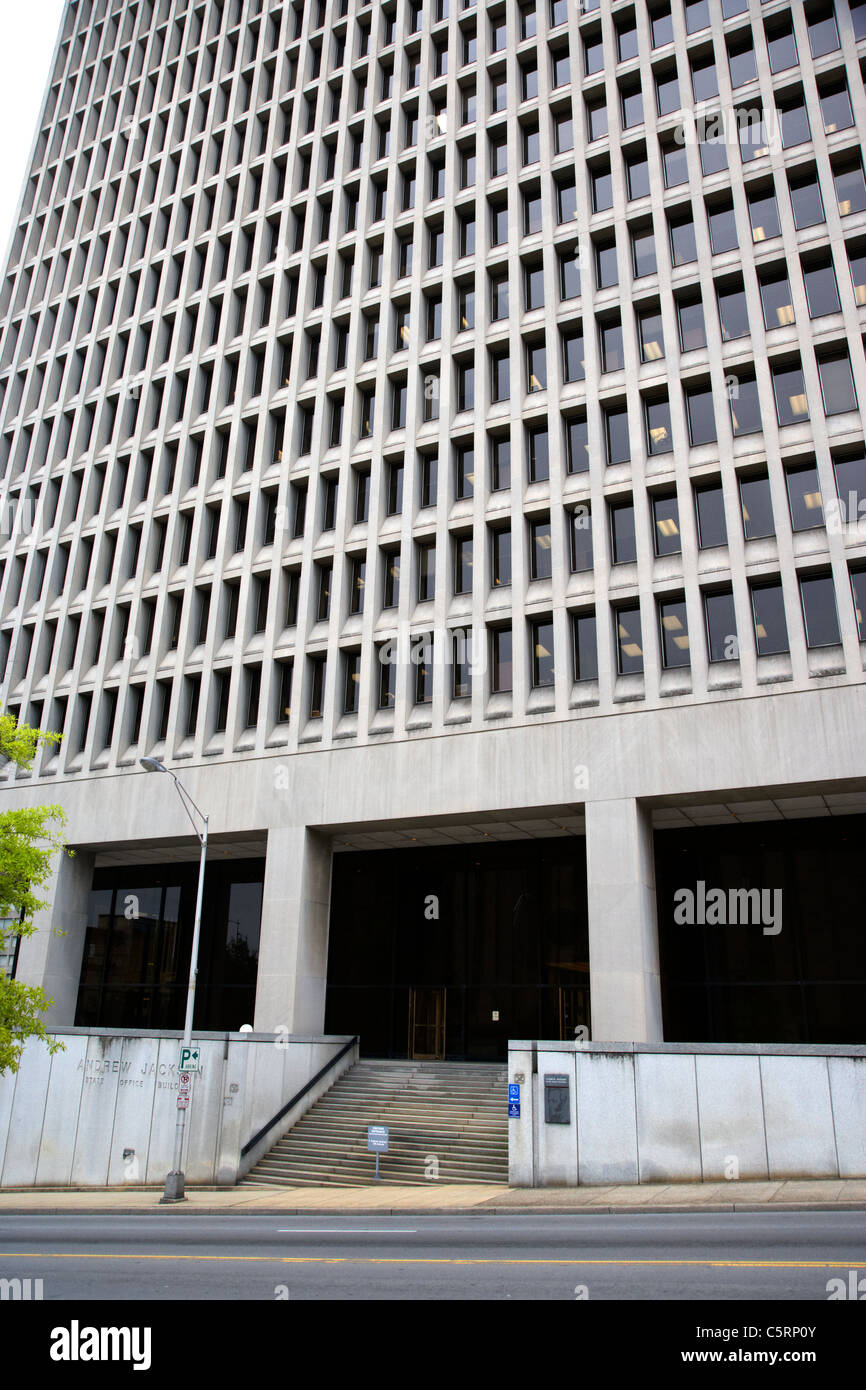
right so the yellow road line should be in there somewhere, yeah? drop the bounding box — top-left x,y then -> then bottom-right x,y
1,1252 -> 864,1268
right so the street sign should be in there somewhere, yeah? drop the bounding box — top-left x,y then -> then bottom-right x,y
508,1082 -> 521,1117
179,1073 -> 191,1095
508,1084 -> 520,1102
179,1046 -> 201,1072
367,1125 -> 389,1152
176,1095 -> 189,1109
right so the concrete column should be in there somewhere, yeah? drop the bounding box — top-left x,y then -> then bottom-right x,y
14,847 -> 95,1024
253,827 -> 333,1034
584,798 -> 663,1043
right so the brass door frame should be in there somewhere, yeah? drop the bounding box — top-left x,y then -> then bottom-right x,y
408,987 -> 446,1059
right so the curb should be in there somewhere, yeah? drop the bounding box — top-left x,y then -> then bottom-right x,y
1,1201 -> 864,1216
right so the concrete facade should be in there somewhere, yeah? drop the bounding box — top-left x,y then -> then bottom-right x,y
508,1041 -> 866,1185
0,0 -> 864,1072
0,1028 -> 357,1187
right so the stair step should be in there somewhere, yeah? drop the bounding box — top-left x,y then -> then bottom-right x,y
242,1059 -> 509,1189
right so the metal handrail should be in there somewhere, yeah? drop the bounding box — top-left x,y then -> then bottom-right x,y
240,1036 -> 359,1158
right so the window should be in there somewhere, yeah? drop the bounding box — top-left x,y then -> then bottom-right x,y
851,568 -> 866,640
572,614 -> 598,683
377,646 -> 395,709
800,574 -> 840,648
669,213 -> 697,266
428,226 -> 444,269
817,351 -> 857,415
492,527 -> 511,587
490,272 -> 509,321
615,605 -> 643,675
457,361 -> 475,411
524,190 -> 543,236
704,589 -> 737,663
391,380 -> 408,429
617,19 -> 638,61
772,361 -> 810,425
490,131 -> 507,177
566,416 -> 589,475
604,405 -> 630,465
708,202 -> 739,255
491,627 -> 512,692
819,79 -> 854,135
559,247 -> 581,300
530,619 -> 555,687
555,114 -> 574,154
835,161 -> 866,217
387,462 -> 404,516
458,211 -> 476,257
685,384 -> 716,445
426,293 -> 443,342
786,464 -> 824,532
652,494 -> 680,556
420,453 -> 438,508
759,269 -> 795,329
383,549 -> 401,608
750,581 -> 788,656
638,309 -> 665,363
600,319 -> 624,373
527,425 -> 549,483
349,556 -> 366,614
833,453 -> 866,525
662,144 -> 689,189
691,54 -> 718,102
588,98 -> 609,142
595,237 -> 619,288
700,133 -> 728,177
591,169 -> 612,214
454,535 -> 473,594
655,72 -> 680,117
631,228 -> 657,277
316,562 -> 332,622
728,371 -> 763,436
748,188 -> 781,242
728,35 -> 757,88
695,483 -> 727,549
646,396 -> 673,454
526,343 -> 546,392
659,598 -> 690,669
417,541 -> 435,602
651,6 -> 674,47
717,282 -> 750,340
562,327 -> 585,383
490,201 -> 509,247
491,349 -> 510,402
397,235 -> 413,277
491,437 -> 511,491
777,90 -> 811,149
740,474 -> 774,540
522,123 -> 540,165
456,444 -> 475,499
789,171 -> 825,230
570,505 -> 593,571
610,500 -> 637,563
803,257 -> 840,318
583,35 -> 604,77
521,61 -> 538,101
626,150 -> 651,200
807,6 -> 840,59
766,19 -> 798,74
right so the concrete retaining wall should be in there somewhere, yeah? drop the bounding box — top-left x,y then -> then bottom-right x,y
508,1042 -> 866,1186
0,1028 -> 358,1187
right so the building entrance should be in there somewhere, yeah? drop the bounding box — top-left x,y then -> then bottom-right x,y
409,987 -> 447,1059
324,836 -> 588,1061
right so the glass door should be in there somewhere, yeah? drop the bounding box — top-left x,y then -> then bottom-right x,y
409,987 -> 446,1059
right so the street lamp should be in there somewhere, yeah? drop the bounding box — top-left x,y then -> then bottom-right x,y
140,757 -> 208,1203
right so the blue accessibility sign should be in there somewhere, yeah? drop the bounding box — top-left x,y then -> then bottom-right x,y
508,1101 -> 521,1118
508,1083 -> 520,1102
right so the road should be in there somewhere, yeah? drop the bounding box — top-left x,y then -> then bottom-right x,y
1,1210 -> 864,1300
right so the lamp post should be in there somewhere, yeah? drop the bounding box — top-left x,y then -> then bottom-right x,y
140,757 -> 208,1203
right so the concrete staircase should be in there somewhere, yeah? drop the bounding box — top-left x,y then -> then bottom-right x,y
242,1059 -> 509,1187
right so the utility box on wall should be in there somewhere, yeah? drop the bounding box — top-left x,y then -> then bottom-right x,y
544,1073 -> 570,1125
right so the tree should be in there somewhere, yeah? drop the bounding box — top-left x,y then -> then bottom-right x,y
0,712 -> 70,1075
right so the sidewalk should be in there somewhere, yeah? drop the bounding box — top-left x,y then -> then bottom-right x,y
0,1178 -> 864,1215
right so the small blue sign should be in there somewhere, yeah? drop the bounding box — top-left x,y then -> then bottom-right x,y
367,1125 -> 389,1152
508,1083 -> 520,1102
508,1101 -> 521,1118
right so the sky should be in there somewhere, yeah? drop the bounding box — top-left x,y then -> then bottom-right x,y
0,0 -> 67,262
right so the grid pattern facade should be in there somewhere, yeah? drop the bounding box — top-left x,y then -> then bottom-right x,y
2,0 -> 866,780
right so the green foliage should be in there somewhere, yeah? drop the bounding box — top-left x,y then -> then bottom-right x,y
0,712 -> 69,1075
